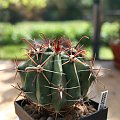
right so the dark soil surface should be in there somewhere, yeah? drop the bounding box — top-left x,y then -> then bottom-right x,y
22,100 -> 96,120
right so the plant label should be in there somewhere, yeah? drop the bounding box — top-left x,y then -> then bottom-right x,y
98,90 -> 108,111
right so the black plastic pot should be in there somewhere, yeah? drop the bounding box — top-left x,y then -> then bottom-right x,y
14,99 -> 108,120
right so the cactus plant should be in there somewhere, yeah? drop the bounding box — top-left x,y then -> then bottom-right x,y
17,36 -> 95,114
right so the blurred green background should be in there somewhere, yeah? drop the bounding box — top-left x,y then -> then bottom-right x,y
0,0 -> 120,60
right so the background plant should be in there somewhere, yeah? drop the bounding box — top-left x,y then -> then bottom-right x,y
0,21 -> 119,46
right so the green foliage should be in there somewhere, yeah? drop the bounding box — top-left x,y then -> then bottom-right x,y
101,22 -> 119,44
0,0 -> 47,9
0,21 -> 93,45
74,22 -> 93,45
44,0 -> 83,20
0,45 -> 113,60
0,21 -> 119,45
0,44 -> 27,60
0,0 -> 93,23
18,38 -> 95,112
106,0 -> 120,10
0,23 -> 13,45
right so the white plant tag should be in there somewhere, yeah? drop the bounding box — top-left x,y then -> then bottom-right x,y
98,90 -> 108,111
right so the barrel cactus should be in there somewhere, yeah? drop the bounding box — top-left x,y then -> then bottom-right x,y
18,37 -> 95,114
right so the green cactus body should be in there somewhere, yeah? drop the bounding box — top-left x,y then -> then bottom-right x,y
76,64 -> 95,97
18,59 -> 37,102
51,54 -> 66,112
18,38 -> 95,112
62,56 -> 81,105
36,53 -> 54,105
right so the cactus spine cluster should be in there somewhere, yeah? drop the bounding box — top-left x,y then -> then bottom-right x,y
18,37 -> 95,112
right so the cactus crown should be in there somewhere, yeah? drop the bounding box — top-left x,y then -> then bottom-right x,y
18,36 -> 95,113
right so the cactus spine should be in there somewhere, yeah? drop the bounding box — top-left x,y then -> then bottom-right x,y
18,38 -> 95,112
